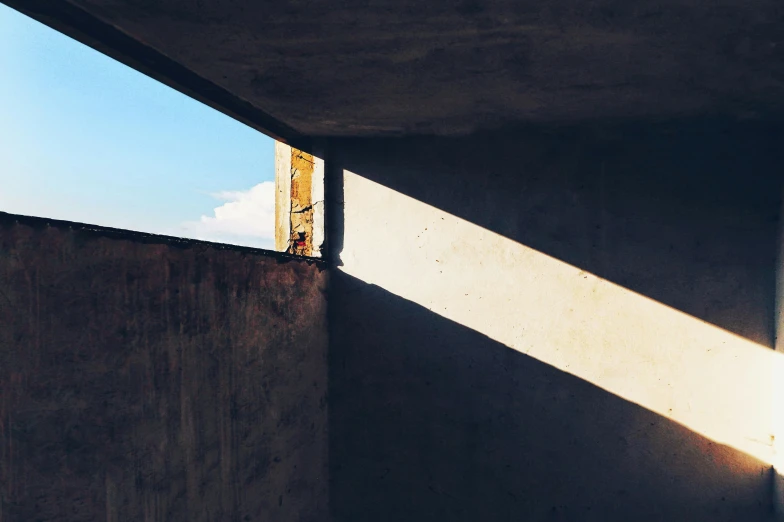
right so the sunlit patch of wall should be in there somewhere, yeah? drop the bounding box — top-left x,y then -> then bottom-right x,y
329,126 -> 783,520
339,172 -> 778,464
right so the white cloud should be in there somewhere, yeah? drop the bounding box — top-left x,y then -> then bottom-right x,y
179,181 -> 276,249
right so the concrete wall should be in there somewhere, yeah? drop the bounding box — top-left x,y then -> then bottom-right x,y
329,120 -> 783,521
776,188 -> 784,517
0,213 -> 328,521
275,141 -> 325,257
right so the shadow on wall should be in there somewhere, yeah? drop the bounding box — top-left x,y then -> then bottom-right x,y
331,119 -> 782,346
326,120 -> 783,521
330,273 -> 772,522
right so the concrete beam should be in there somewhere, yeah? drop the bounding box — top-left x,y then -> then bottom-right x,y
1,0 -> 305,147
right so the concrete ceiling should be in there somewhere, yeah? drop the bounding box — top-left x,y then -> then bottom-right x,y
6,0 -> 784,138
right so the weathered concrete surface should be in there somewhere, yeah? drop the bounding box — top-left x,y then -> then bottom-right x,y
5,0 -> 784,137
329,120 -> 782,520
0,214 -> 328,521
275,142 -> 325,257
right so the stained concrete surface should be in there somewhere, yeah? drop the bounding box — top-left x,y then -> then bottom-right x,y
5,0 -> 784,138
0,214 -> 328,521
329,119 -> 782,520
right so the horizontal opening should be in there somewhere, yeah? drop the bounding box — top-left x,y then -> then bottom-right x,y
1,4 -> 282,251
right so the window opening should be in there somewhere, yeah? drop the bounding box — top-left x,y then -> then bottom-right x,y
0,4 -> 282,251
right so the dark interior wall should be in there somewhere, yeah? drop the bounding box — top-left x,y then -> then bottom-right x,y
328,120 -> 782,521
331,119 -> 782,345
0,214 -> 328,522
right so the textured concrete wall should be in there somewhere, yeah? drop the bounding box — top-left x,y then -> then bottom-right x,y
0,214 -> 328,521
329,120 -> 782,521
275,141 -> 326,257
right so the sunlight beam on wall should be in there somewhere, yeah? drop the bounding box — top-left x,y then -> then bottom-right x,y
340,172 -> 780,465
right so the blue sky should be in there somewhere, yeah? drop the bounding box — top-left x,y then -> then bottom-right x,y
0,4 -> 276,249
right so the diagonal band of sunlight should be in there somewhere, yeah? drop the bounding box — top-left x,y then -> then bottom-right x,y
340,172 -> 782,466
